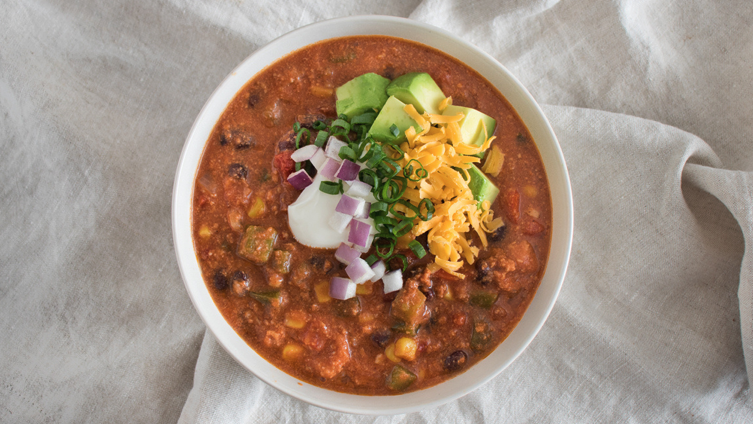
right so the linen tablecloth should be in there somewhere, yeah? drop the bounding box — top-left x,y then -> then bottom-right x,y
2,0 -> 752,422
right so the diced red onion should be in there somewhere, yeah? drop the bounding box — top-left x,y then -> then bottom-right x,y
335,243 -> 361,265
370,260 -> 386,282
320,158 -> 342,180
310,148 -> 328,170
330,277 -> 357,300
354,202 -> 370,219
382,269 -> 404,293
348,219 -> 372,247
328,211 -> 352,233
335,159 -> 360,181
353,234 -> 374,253
335,195 -> 365,216
286,169 -> 313,190
325,136 -> 348,160
346,180 -> 372,198
345,258 -> 376,285
291,145 -> 319,162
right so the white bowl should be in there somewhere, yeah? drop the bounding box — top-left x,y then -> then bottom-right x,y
173,15 -> 573,415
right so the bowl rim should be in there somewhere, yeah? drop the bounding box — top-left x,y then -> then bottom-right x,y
172,15 -> 573,415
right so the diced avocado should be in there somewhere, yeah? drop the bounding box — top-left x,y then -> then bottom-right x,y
386,72 -> 446,115
467,164 -> 500,204
443,105 -> 496,155
237,225 -> 278,264
335,73 -> 390,119
368,96 -> 423,143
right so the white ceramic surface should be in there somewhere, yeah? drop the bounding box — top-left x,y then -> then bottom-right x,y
173,15 -> 573,415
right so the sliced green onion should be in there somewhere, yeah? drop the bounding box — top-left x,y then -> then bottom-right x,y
338,146 -> 357,162
295,162 -> 301,171
370,201 -> 389,215
375,237 -> 396,259
392,219 -> 413,237
330,118 -> 351,136
293,122 -> 301,132
388,254 -> 408,272
319,181 -> 340,195
408,240 -> 427,258
365,254 -> 380,266
374,215 -> 398,227
389,124 -> 399,138
314,130 -> 329,147
294,128 -> 311,149
418,198 -> 434,221
351,112 -> 377,126
313,120 -> 328,130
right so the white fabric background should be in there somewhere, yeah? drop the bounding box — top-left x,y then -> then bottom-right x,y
1,0 -> 752,422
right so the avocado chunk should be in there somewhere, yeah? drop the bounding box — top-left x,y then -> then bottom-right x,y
386,72 -> 446,115
335,73 -> 390,119
367,96 -> 422,143
443,105 -> 496,155
467,164 -> 500,204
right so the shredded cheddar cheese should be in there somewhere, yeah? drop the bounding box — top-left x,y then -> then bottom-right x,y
395,102 -> 503,278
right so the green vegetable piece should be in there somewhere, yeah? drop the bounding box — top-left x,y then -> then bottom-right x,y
391,285 -> 426,327
386,365 -> 417,391
368,96 -> 422,143
272,250 -> 292,274
249,290 -> 281,307
391,321 -> 418,336
469,291 -> 499,309
443,104 -> 496,157
334,297 -> 361,318
467,164 -> 500,205
386,72 -> 446,115
470,317 -> 494,352
237,225 -> 278,264
335,73 -> 390,119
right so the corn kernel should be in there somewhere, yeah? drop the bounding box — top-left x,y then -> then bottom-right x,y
309,85 -> 334,98
282,343 -> 304,361
198,225 -> 212,238
385,343 -> 400,363
356,281 -> 373,295
523,185 -> 538,198
314,281 -> 331,303
247,197 -> 266,218
284,311 -> 306,329
444,288 -> 454,301
394,337 -> 418,361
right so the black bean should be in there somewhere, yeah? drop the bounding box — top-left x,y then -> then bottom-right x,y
488,225 -> 507,242
419,286 -> 435,301
221,128 -> 255,150
233,270 -> 248,283
443,350 -> 468,372
213,270 -> 229,290
371,331 -> 391,348
516,132 -> 527,144
309,256 -> 326,269
227,163 -> 248,180
247,91 -> 261,108
475,260 -> 493,286
334,297 -> 361,318
382,65 -> 396,80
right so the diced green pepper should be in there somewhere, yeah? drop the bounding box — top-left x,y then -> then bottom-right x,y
272,250 -> 292,274
237,225 -> 278,264
386,364 -> 417,391
391,321 -> 418,336
469,291 -> 499,309
390,286 -> 426,327
249,290 -> 281,307
470,317 -> 494,352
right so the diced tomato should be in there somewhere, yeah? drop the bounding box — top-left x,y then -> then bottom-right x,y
274,150 -> 296,182
521,219 -> 545,235
502,188 -> 520,224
